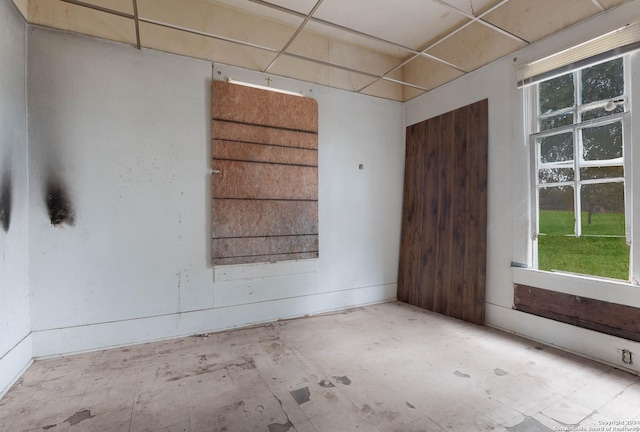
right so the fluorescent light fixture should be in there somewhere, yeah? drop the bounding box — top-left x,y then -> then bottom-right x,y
227,78 -> 304,97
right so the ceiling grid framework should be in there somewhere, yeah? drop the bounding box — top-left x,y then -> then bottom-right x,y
17,0 -> 633,101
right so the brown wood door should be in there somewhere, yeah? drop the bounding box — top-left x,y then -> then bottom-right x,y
397,99 -> 488,325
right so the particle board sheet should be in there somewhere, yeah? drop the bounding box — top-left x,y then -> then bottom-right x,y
514,284 -> 640,342
212,80 -> 318,265
397,99 -> 488,325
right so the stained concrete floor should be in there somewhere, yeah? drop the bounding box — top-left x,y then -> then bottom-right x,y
1,302 -> 639,432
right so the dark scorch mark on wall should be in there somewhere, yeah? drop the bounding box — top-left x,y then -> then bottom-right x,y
45,180 -> 74,226
0,170 -> 11,232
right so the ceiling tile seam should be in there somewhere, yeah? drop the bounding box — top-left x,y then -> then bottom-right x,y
132,0 -> 140,49
54,0 -> 403,85
282,52 -> 380,78
418,0 -> 525,57
247,0 -> 419,57
591,0 -> 606,12
60,0 -> 133,19
245,0 -> 470,72
263,0 -> 325,73
433,0 -> 529,44
138,17 -> 280,53
382,77 -> 429,92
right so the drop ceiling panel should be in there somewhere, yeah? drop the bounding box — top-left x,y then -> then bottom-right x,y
208,0 -> 306,27
403,55 -> 465,91
599,0 -> 630,8
313,0 -> 470,49
439,0 -> 503,16
360,79 -> 407,101
259,0 -> 320,15
138,0 -> 301,51
140,21 -> 277,71
285,29 -> 404,76
427,21 -> 526,72
483,0 -> 602,43
77,0 -> 134,14
269,55 -> 377,93
302,20 -> 408,59
28,0 -> 136,45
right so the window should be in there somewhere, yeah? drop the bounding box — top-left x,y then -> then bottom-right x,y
530,57 -> 631,280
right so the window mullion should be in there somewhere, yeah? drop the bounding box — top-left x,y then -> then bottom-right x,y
575,71 -> 582,238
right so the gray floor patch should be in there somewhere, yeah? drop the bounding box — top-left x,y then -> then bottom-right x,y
268,421 -> 293,432
290,386 -> 311,405
454,370 -> 471,378
494,368 -> 509,376
506,416 -> 553,432
64,410 -> 94,426
334,375 -> 352,385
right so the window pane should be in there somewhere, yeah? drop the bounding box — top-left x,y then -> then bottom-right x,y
538,185 -> 629,280
540,113 -> 573,131
580,182 -> 625,236
580,166 -> 623,180
539,168 -> 574,184
582,121 -> 622,161
539,133 -> 573,164
539,74 -> 574,114
539,186 -> 575,235
581,58 -> 624,104
581,104 -> 624,121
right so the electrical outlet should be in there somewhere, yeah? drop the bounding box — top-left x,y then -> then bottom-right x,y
622,349 -> 633,365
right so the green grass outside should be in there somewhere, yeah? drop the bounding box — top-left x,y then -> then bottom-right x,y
538,210 -> 629,280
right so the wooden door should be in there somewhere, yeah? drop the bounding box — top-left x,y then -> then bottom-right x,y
397,99 -> 488,325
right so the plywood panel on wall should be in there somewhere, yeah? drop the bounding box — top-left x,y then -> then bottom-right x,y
212,80 -> 318,265
397,99 -> 488,325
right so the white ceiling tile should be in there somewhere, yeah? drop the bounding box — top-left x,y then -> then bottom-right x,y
598,0 -> 631,8
360,79 -> 406,101
204,0 -> 304,27
139,0 -> 301,51
301,20 -> 409,58
313,0 -> 469,49
76,0 -> 134,14
483,0 -> 602,43
140,21 -> 277,71
263,0 -> 320,15
427,21 -> 526,72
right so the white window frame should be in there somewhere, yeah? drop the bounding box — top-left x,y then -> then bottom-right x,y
529,55 -> 633,280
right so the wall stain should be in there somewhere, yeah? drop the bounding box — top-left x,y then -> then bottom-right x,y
42,424 -> 56,430
45,181 -> 74,226
0,170 -> 11,232
64,410 -> 94,426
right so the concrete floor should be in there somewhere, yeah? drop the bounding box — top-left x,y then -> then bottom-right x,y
1,302 -> 639,432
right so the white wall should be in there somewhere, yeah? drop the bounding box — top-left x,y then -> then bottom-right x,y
27,27 -> 404,357
405,0 -> 640,374
0,0 -> 31,396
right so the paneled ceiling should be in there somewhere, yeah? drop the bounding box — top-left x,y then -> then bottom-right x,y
11,0 -> 631,101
